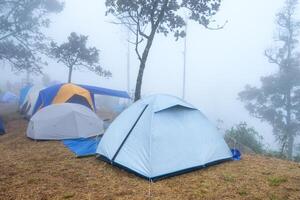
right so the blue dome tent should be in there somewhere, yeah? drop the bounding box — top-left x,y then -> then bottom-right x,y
97,94 -> 233,181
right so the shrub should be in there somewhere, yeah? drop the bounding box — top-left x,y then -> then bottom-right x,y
225,122 -> 265,154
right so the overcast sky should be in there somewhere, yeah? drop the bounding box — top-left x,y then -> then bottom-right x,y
2,0 -> 296,149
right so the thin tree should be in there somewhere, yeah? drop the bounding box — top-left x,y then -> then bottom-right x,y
0,0 -> 64,78
239,0 -> 300,159
50,32 -> 112,83
105,0 -> 224,101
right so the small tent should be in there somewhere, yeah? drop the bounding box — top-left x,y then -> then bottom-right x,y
21,86 -> 44,118
27,103 -> 104,140
0,118 -> 5,135
97,94 -> 232,181
19,85 -> 32,109
32,83 -> 130,115
1,92 -> 18,103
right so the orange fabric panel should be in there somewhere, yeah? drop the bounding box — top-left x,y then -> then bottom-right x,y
52,84 -> 94,110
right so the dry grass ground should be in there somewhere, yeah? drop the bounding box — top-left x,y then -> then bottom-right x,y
0,116 -> 300,200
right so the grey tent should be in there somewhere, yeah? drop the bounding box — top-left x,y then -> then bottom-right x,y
27,103 -> 104,140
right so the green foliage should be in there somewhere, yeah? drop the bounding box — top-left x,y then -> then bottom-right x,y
264,150 -> 288,160
239,0 -> 300,159
0,0 -> 64,74
293,154 -> 300,162
106,0 -> 222,39
62,193 -> 75,199
50,32 -> 112,82
225,122 -> 265,154
237,189 -> 248,196
269,194 -> 279,200
263,144 -> 300,162
268,176 -> 287,186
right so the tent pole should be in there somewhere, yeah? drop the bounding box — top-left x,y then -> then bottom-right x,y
111,105 -> 149,162
182,15 -> 188,100
127,29 -> 131,94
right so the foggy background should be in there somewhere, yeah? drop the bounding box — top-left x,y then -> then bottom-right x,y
0,0 -> 289,149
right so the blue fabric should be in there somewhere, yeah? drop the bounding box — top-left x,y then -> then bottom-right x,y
63,137 -> 102,157
0,118 -> 5,134
32,84 -> 63,114
80,84 -> 130,99
1,92 -> 18,103
33,83 -> 130,114
231,149 -> 241,160
19,85 -> 32,106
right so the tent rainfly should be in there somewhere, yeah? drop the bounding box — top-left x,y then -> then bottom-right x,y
32,83 -> 130,115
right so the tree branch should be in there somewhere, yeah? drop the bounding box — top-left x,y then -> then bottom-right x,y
265,50 -> 281,66
205,20 -> 228,30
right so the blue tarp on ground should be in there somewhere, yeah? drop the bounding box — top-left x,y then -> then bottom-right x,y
0,118 -> 5,135
63,136 -> 102,157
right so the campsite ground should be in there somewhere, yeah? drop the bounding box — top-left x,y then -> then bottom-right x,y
0,116 -> 300,200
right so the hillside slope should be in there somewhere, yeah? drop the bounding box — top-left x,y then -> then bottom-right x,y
0,118 -> 299,200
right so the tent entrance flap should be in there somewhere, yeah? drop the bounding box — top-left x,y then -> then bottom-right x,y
66,94 -> 93,110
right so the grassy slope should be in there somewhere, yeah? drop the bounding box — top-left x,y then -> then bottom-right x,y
0,118 -> 299,200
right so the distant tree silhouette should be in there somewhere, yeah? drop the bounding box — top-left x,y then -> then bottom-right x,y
239,0 -> 300,159
0,0 -> 64,79
50,32 -> 111,83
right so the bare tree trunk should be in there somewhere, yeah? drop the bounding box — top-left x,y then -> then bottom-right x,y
133,1 -> 169,101
286,10 -> 294,159
134,33 -> 156,101
286,89 -> 294,159
134,61 -> 146,101
287,135 -> 294,158
68,66 -> 73,83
